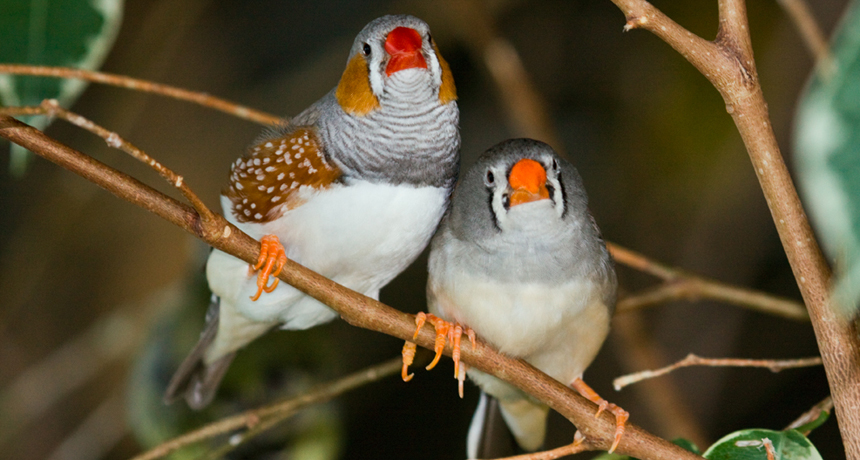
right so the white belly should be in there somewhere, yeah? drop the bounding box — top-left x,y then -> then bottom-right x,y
429,269 -> 610,385
209,181 -> 448,327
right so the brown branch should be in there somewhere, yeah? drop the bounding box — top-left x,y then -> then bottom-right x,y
28,100 -> 216,224
0,64 -> 281,126
491,432 -> 589,460
775,0 -> 834,76
613,353 -> 823,390
607,1 -> 860,456
0,116 -> 700,460
130,357 -> 401,460
608,243 -> 809,321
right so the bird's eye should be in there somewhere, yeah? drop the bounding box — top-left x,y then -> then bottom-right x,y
485,170 -> 495,186
551,158 -> 559,171
362,43 -> 372,56
427,33 -> 433,44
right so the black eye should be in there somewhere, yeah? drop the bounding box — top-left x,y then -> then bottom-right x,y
551,158 -> 559,171
427,33 -> 432,44
362,43 -> 371,56
485,170 -> 495,185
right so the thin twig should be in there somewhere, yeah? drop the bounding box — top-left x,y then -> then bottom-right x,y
19,101 -> 216,224
0,64 -> 281,126
786,396 -> 834,432
775,0 -> 835,76
608,243 -> 809,321
489,432 -> 589,460
0,115 -> 701,460
613,353 -> 823,390
130,357 -> 401,460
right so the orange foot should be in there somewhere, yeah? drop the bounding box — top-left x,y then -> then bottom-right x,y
571,377 -> 629,453
401,313 -> 476,397
249,235 -> 287,301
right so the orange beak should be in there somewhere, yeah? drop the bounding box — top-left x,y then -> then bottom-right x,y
384,27 -> 428,76
508,158 -> 550,207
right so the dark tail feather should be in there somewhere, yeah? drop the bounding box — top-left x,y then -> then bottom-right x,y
163,296 -> 235,410
467,392 -> 520,459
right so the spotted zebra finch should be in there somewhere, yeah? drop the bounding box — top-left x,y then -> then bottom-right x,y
165,14 -> 459,409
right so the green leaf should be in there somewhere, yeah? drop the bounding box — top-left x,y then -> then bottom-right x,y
795,0 -> 860,317
703,429 -> 823,460
791,409 -> 830,435
673,438 -> 702,455
0,0 -> 124,175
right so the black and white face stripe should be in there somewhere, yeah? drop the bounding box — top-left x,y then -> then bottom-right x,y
482,156 -> 567,231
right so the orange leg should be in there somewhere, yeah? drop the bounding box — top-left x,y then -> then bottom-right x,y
250,235 -> 287,301
403,312 -> 476,396
571,377 -> 628,453
401,341 -> 417,382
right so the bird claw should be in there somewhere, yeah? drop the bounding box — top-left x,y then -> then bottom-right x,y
571,377 -> 629,453
401,312 -> 476,397
250,235 -> 287,301
401,341 -> 417,382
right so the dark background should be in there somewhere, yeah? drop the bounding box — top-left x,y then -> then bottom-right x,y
0,0 -> 849,459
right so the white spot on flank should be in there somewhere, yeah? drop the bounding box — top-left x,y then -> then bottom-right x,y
243,198 -> 248,203
294,153 -> 301,159
267,186 -> 275,193
280,184 -> 287,191
266,166 -> 275,172
236,183 -> 244,190
250,203 -> 256,209
278,173 -> 285,180
255,213 -> 263,219
265,142 -> 273,148
263,158 -> 270,164
256,175 -> 265,181
244,209 -> 251,216
272,196 -> 281,202
292,145 -> 300,150
258,185 -> 266,191
253,158 -> 261,166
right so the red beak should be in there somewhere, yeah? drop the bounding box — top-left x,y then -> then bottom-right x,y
384,27 -> 428,76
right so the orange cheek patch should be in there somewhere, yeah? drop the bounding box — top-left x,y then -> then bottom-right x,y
435,43 -> 457,104
336,54 -> 380,116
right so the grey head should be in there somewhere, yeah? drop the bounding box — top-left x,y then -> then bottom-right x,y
284,14 -> 461,189
439,139 -> 616,296
347,14 -> 450,99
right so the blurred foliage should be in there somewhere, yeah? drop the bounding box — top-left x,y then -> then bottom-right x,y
795,0 -> 860,319
127,273 -> 344,459
0,0 -> 123,175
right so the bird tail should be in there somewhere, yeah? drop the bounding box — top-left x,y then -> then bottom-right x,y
467,391 -> 550,458
163,296 -> 236,410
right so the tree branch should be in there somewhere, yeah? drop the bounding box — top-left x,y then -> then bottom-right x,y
0,115 -> 701,459
613,353 -> 823,390
0,64 -> 281,126
607,1 -> 860,456
609,243 -> 809,321
775,0 -> 834,76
